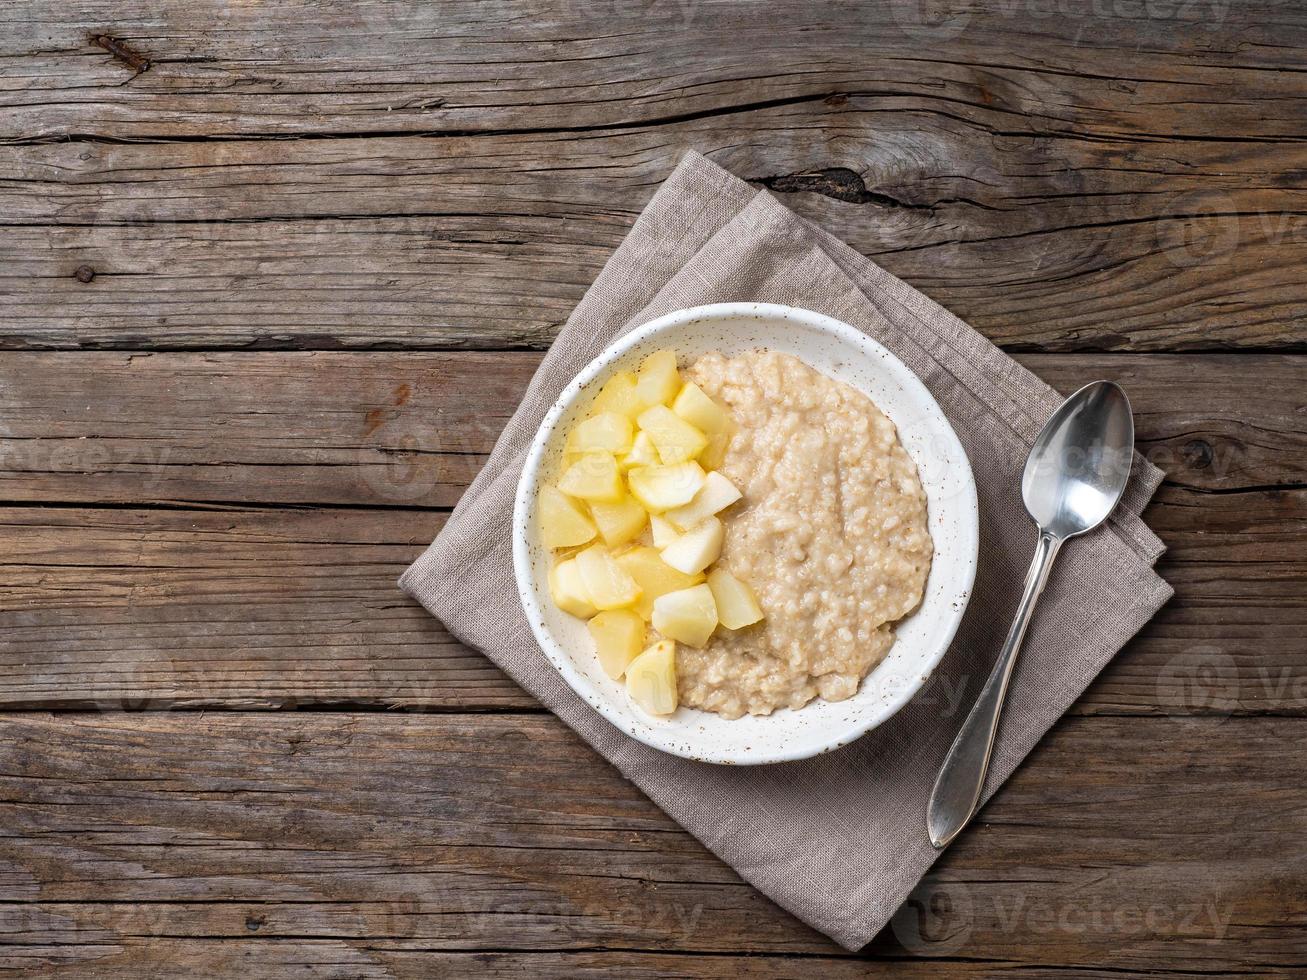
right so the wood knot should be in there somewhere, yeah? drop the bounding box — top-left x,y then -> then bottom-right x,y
1182,438 -> 1214,470
74,265 -> 96,283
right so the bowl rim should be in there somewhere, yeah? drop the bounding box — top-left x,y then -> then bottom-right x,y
512,302 -> 979,764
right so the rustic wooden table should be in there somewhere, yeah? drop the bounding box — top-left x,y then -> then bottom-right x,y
3,2 -> 1304,976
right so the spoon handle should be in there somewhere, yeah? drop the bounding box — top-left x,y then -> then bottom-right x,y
927,529 -> 1063,849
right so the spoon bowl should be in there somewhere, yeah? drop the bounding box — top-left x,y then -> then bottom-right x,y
1023,381 -> 1134,539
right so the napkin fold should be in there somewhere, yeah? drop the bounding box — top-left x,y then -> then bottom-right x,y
401,151 -> 1172,950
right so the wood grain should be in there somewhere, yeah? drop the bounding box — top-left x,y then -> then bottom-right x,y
5,1 -> 1307,141
0,712 -> 1301,975
0,948 -> 1201,980
0,351 -> 1300,713
4,131 -> 1305,352
4,1 -> 1307,352
0,352 -> 1299,508
5,947 -> 1062,980
0,483 -> 1299,715
0,352 -> 540,509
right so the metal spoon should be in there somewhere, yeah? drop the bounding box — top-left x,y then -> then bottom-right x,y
927,381 -> 1135,850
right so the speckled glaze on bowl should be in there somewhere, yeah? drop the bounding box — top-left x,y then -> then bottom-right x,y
512,303 -> 979,765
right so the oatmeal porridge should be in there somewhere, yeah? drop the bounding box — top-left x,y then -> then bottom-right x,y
679,350 -> 933,719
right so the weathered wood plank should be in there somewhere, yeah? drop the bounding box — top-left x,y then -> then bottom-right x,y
0,948 -> 1213,980
4,124 -> 1305,351
0,506 -> 512,711
8,206 -> 1307,353
0,352 -> 541,509
14,107 -> 1306,232
5,1 -> 1307,141
0,351 -> 1300,712
0,486 -> 1300,715
0,352 -> 1299,508
0,218 -> 600,351
5,946 -> 1059,980
0,712 -> 1300,972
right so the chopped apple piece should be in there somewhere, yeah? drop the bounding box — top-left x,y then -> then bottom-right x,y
672,381 -> 731,435
637,405 -> 708,465
648,514 -> 681,549
634,349 -> 681,409
575,544 -> 642,610
652,583 -> 719,648
590,369 -> 643,420
664,471 -> 742,530
628,461 -> 706,512
615,546 -> 705,619
549,558 -> 597,619
565,412 -> 633,455
659,516 -> 724,575
588,494 -> 648,548
707,567 -> 764,630
619,430 -> 661,471
698,422 -> 737,470
625,639 -> 678,715
588,609 -> 646,680
557,452 -> 624,503
539,485 -> 597,549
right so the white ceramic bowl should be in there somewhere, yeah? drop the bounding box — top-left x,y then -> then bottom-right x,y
513,303 -> 978,765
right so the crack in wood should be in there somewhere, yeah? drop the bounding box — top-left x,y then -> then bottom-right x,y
752,168 -> 1005,212
753,167 -> 923,209
3,91 -> 842,146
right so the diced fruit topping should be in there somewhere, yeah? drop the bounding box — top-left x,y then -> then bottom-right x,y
590,370 -> 643,420
549,558 -> 597,619
659,516 -> 724,576
648,514 -> 681,549
619,430 -> 661,470
698,422 -> 736,470
588,609 -> 646,680
672,381 -> 731,435
565,412 -> 634,455
537,348 -> 765,716
626,639 -> 678,715
557,452 -> 624,503
707,567 -> 764,630
664,471 -> 742,531
539,485 -> 597,550
634,349 -> 681,408
637,404 -> 708,465
652,584 -> 719,648
628,461 -> 706,511
575,544 -> 642,610
614,546 -> 705,619
588,494 -> 648,548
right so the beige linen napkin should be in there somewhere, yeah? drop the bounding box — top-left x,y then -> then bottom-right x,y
401,151 -> 1173,950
